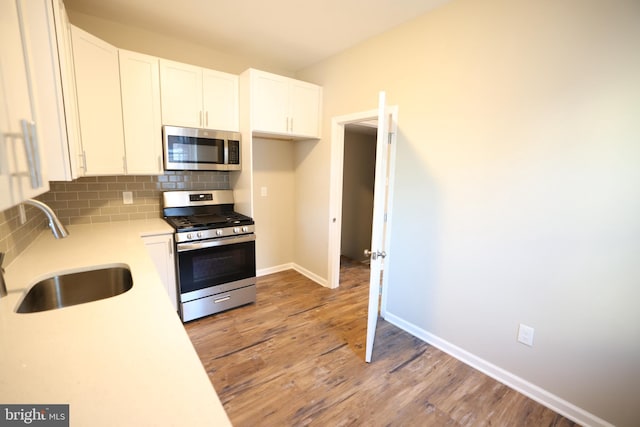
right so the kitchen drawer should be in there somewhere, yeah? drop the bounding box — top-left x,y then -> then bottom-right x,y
181,284 -> 256,322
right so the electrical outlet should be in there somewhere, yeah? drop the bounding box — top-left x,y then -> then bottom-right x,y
260,186 -> 268,197
517,323 -> 535,346
122,191 -> 133,205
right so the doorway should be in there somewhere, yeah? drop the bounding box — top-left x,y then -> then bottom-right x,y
340,123 -> 377,264
328,94 -> 398,361
327,110 -> 379,291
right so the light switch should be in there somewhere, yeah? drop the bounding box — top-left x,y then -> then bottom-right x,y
260,186 -> 268,197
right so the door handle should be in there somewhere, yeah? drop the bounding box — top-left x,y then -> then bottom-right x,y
364,249 -> 386,260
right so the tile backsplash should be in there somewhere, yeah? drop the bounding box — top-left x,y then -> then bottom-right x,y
0,203 -> 47,267
0,171 -> 229,265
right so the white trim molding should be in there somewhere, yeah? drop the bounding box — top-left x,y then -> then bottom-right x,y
384,312 -> 614,427
292,263 -> 327,287
257,263 -> 294,277
257,263 -> 327,288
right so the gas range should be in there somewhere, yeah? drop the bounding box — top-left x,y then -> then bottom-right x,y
162,190 -> 254,243
162,189 -> 257,322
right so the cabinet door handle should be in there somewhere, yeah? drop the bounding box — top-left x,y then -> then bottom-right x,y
199,111 -> 203,127
205,111 -> 208,127
167,239 -> 173,256
20,120 -> 41,189
157,155 -> 162,172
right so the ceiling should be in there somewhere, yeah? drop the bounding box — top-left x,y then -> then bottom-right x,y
64,0 -> 449,71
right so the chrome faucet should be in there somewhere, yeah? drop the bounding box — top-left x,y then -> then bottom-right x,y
0,200 -> 68,299
23,199 -> 69,239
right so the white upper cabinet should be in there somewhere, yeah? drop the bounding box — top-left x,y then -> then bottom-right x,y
248,69 -> 322,139
119,49 -> 163,175
202,69 -> 239,131
19,0 -> 83,181
252,71 -> 289,135
159,60 -> 201,128
160,59 -> 239,131
71,25 -> 126,176
289,80 -> 322,138
0,0 -> 49,211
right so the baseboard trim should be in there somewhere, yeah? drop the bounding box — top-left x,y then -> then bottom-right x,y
257,263 -> 294,277
292,263 -> 327,287
384,312 -> 613,427
257,263 -> 327,288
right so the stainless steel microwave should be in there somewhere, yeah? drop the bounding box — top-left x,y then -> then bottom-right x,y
162,125 -> 241,171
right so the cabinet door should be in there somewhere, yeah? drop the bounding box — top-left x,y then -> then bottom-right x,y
251,71 -> 289,134
159,59 -> 202,128
119,49 -> 162,174
71,25 -> 125,175
52,0 -> 83,179
202,69 -> 239,131
0,0 -> 49,211
290,81 -> 321,138
143,234 -> 178,311
19,0 -> 81,181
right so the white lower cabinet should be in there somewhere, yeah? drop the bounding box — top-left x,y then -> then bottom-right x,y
143,234 -> 178,311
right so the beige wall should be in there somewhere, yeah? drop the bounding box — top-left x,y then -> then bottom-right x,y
297,0 -> 640,425
67,10 -> 294,76
252,138 -> 295,271
340,129 -> 375,261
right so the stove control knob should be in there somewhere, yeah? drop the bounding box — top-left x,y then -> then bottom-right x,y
242,226 -> 249,232
196,232 -> 203,238
216,229 -> 223,236
187,233 -> 192,240
233,227 -> 240,233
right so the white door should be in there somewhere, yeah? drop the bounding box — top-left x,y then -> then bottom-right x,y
364,92 -> 393,363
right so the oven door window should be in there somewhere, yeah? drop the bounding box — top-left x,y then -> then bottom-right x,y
178,240 -> 256,294
167,135 -> 225,165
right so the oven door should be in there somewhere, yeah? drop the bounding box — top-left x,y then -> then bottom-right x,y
176,234 -> 256,298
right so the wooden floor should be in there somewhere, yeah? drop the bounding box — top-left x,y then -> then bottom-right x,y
185,258 -> 579,426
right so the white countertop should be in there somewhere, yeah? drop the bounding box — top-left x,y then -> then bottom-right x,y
0,220 -> 231,426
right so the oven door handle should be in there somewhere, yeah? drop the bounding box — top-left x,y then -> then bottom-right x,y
176,234 -> 255,252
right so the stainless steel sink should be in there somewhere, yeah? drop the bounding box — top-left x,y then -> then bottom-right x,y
17,266 -> 133,313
